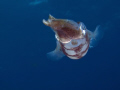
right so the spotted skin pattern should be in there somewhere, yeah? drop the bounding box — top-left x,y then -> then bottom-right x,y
60,33 -> 90,59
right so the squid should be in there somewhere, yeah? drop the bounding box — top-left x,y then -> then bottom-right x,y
43,15 -> 103,60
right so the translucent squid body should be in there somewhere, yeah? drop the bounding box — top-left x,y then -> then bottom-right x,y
43,15 -> 102,60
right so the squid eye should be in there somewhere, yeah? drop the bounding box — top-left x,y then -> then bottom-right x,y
79,22 -> 86,31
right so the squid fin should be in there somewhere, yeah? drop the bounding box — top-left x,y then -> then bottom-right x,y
47,41 -> 64,61
89,25 -> 104,48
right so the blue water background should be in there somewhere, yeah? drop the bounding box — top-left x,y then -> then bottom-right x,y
0,0 -> 120,90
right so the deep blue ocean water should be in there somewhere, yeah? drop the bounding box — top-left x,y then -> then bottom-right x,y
0,0 -> 120,90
